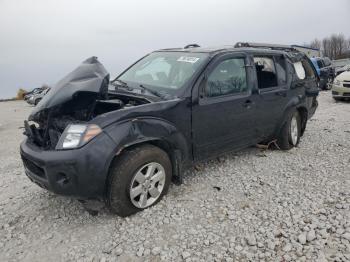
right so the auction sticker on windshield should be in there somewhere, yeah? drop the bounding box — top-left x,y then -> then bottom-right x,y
177,56 -> 200,63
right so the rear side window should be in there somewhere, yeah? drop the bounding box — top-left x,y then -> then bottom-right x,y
205,58 -> 247,97
254,57 -> 278,89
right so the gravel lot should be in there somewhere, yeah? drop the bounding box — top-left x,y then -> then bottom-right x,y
0,91 -> 349,262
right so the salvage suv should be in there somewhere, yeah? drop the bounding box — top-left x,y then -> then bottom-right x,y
20,42 -> 319,216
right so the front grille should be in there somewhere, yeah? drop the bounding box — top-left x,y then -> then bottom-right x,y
343,83 -> 350,88
21,156 -> 45,178
343,92 -> 350,97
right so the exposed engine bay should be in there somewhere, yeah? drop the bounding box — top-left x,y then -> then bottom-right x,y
25,92 -> 150,150
24,56 -> 150,150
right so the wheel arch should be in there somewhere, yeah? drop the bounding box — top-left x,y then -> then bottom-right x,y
104,118 -> 190,190
275,97 -> 307,138
296,106 -> 308,136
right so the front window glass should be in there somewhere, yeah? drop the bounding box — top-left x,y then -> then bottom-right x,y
118,52 -> 208,92
205,58 -> 247,97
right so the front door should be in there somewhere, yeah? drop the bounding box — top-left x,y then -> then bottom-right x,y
192,53 -> 257,160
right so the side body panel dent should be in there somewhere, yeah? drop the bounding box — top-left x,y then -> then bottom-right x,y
105,118 -> 190,166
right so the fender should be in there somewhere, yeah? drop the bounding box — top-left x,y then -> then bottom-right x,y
103,117 -> 190,183
274,95 -> 307,137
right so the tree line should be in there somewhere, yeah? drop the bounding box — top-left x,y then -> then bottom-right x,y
309,34 -> 350,60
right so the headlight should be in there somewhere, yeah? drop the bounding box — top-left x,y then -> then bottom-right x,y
56,124 -> 102,150
334,80 -> 341,86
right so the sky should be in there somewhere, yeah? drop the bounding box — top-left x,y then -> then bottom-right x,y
0,0 -> 349,98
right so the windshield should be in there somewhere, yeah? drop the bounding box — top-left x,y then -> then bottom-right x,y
116,52 -> 209,94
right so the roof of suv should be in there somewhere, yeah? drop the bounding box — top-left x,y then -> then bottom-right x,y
156,45 -> 301,58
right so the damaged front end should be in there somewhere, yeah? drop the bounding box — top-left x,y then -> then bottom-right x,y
24,56 -> 149,150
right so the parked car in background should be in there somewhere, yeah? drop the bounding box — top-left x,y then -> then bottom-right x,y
310,57 -> 335,90
335,64 -> 350,76
24,86 -> 48,101
332,69 -> 350,100
26,88 -> 50,105
20,43 -> 319,216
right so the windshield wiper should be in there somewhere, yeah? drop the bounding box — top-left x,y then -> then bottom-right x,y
138,84 -> 166,99
112,80 -> 167,99
111,79 -> 128,88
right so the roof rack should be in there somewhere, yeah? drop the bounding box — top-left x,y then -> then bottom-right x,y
234,42 -> 297,52
184,44 -> 200,49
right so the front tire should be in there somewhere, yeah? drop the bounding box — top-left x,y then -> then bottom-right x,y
106,144 -> 172,217
276,110 -> 301,150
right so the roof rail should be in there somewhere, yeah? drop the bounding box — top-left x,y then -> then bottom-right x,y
234,42 -> 297,51
184,44 -> 200,49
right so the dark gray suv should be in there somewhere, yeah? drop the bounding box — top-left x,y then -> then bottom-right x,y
20,42 -> 319,216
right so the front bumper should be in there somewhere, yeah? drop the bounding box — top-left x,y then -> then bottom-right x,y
20,132 -> 117,199
332,84 -> 350,98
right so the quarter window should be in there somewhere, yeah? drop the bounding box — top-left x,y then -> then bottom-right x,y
301,59 -> 316,79
294,59 -> 316,80
293,61 -> 306,80
205,58 -> 247,97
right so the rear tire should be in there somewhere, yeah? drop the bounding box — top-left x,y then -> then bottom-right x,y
276,110 -> 301,150
106,144 -> 172,217
325,77 -> 333,90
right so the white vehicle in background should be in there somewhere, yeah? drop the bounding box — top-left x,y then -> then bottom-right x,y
26,88 -> 50,106
332,68 -> 350,101
335,64 -> 350,76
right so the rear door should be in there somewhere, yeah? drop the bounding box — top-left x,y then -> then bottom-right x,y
192,53 -> 257,160
253,54 -> 289,139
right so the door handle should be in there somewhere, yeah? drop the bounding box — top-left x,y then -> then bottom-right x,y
243,100 -> 254,109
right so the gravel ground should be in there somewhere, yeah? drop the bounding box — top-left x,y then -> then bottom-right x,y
0,91 -> 349,262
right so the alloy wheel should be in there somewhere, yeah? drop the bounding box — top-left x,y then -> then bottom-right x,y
290,115 -> 299,145
129,162 -> 166,208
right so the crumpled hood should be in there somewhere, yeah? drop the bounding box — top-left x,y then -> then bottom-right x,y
29,56 -> 109,120
336,71 -> 350,81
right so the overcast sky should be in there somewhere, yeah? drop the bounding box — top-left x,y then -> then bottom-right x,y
0,0 -> 349,98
